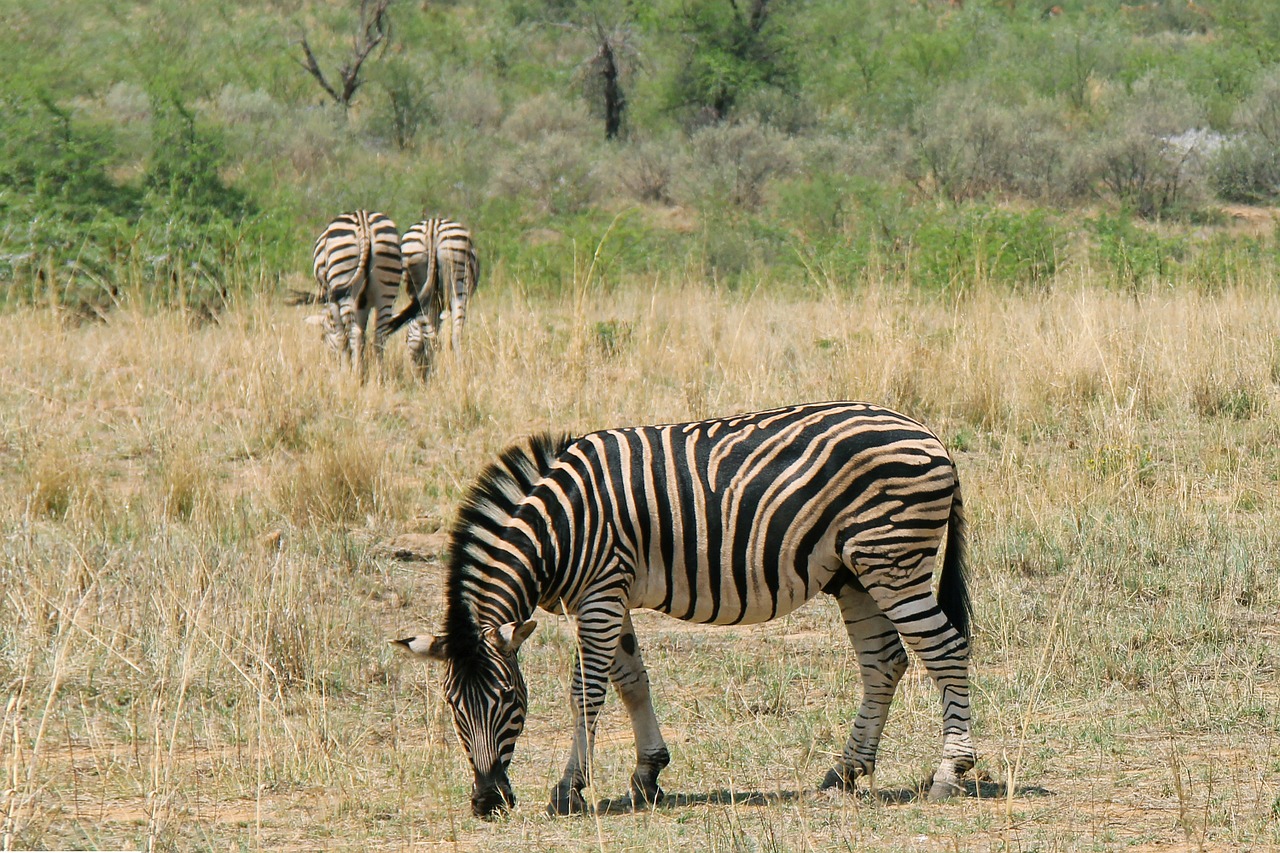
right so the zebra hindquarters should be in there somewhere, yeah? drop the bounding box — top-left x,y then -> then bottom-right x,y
835,478 -> 975,800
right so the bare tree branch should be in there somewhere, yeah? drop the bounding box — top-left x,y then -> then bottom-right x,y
295,0 -> 393,110
338,0 -> 392,104
297,33 -> 342,104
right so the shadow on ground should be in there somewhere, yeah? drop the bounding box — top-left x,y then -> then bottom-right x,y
595,777 -> 1053,815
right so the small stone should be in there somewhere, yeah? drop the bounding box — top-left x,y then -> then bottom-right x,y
376,532 -> 448,562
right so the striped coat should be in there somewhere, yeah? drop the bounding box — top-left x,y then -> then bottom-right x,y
397,402 -> 975,817
311,210 -> 402,375
392,218 -> 479,372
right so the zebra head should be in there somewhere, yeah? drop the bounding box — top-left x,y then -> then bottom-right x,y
393,620 -> 538,817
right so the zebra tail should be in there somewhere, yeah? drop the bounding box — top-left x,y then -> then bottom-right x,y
937,478 -> 972,642
384,287 -> 424,335
353,221 -> 372,303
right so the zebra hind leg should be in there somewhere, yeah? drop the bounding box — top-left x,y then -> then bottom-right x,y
819,571 -> 908,794
346,304 -> 370,377
610,613 -> 670,810
847,553 -> 975,801
322,304 -> 347,363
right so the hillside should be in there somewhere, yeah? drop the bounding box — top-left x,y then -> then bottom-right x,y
3,0 -> 1280,311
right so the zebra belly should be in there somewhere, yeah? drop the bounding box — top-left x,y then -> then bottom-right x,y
629,548 -> 844,626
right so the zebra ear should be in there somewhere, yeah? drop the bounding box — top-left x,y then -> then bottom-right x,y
496,620 -> 538,655
390,635 -> 449,661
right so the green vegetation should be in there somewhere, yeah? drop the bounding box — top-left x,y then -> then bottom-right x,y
4,0 -> 1280,310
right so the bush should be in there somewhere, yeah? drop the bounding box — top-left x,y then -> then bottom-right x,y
667,0 -> 798,125
376,59 -> 435,151
430,70 -> 504,137
907,205 -> 1065,293
500,92 -> 594,144
0,93 -> 274,311
1210,140 -> 1280,204
145,97 -> 251,222
489,133 -> 600,216
1086,77 -> 1210,218
1088,212 -> 1187,288
1209,66 -> 1280,203
908,88 -> 1085,204
682,118 -> 795,210
611,137 -> 680,205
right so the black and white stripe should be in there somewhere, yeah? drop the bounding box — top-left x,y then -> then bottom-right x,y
396,402 -> 975,817
390,218 -> 479,372
311,210 -> 402,374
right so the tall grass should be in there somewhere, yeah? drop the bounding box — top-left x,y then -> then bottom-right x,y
0,270 -> 1277,850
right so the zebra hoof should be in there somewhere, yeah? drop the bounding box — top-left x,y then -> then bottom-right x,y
819,768 -> 854,791
927,778 -> 966,802
546,785 -> 587,817
629,782 -> 664,810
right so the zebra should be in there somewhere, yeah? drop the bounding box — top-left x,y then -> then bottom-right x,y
387,217 -> 479,373
393,402 -> 975,818
310,210 -> 403,375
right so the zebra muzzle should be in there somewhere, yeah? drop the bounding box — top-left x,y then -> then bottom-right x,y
471,772 -> 515,818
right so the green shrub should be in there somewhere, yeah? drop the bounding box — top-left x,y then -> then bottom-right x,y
667,0 -> 799,124
908,205 -> 1064,293
1211,139 -> 1280,204
1088,212 -> 1187,289
376,59 -> 436,151
1209,66 -> 1280,203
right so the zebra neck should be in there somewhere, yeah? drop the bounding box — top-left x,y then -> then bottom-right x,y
450,542 -> 543,636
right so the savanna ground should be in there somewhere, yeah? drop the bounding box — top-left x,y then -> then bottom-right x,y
2,266 -> 1279,851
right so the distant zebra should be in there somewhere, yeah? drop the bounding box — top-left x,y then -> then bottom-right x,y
311,210 -> 403,375
388,218 -> 479,373
394,402 -> 976,818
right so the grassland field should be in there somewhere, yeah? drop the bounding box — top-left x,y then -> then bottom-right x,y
1,262 -> 1278,851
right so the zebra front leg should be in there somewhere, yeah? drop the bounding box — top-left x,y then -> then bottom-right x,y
821,573 -> 908,793
322,303 -> 347,363
549,601 -> 625,816
610,613 -> 670,810
859,569 -> 975,800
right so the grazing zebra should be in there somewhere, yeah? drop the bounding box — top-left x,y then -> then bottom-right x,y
389,217 -> 479,373
394,402 -> 975,818
311,210 -> 403,375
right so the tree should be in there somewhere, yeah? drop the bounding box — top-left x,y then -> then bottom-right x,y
297,0 -> 392,112
577,20 -> 641,140
670,0 -> 797,124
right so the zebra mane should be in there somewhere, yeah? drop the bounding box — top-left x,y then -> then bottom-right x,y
439,433 -> 574,661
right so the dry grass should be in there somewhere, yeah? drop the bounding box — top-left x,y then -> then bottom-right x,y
1,271 -> 1278,851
